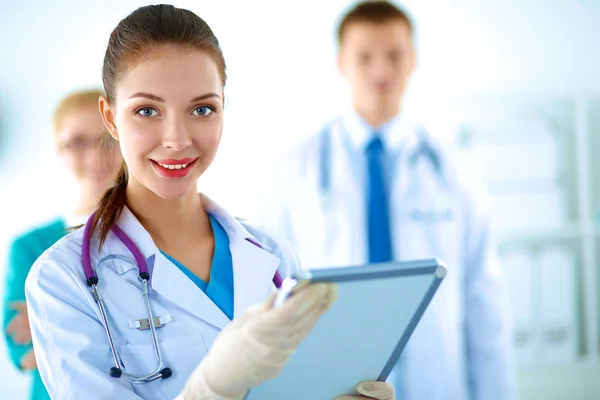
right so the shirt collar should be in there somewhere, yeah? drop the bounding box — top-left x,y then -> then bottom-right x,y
110,193 -> 269,261
340,108 -> 417,151
63,213 -> 89,229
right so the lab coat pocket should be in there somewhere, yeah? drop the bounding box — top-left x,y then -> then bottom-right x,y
119,334 -> 208,381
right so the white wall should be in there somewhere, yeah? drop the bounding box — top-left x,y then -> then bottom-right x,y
1,0 -> 599,398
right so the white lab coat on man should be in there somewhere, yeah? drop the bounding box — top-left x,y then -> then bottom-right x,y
25,194 -> 299,400
251,111 -> 517,400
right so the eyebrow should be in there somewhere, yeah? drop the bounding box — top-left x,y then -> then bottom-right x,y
128,92 -> 221,102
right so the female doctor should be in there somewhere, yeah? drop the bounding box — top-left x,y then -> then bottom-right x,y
24,5 -> 396,400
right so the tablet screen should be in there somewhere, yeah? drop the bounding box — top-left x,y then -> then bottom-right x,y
246,259 -> 445,400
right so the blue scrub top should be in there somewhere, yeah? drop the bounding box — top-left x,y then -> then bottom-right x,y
4,218 -> 65,400
161,214 -> 234,319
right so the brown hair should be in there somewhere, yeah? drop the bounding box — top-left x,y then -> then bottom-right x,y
91,4 -> 227,248
53,89 -> 105,135
337,0 -> 414,45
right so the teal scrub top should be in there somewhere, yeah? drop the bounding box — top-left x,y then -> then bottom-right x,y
161,214 -> 234,319
3,218 -> 67,400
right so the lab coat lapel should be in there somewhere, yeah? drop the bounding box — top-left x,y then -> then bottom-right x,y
111,196 -> 281,329
151,251 -> 231,330
391,125 -> 422,205
114,204 -> 230,330
325,122 -> 364,266
201,194 -> 280,320
231,236 -> 280,319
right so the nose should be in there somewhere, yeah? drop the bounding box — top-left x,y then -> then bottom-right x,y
162,116 -> 192,151
371,55 -> 396,80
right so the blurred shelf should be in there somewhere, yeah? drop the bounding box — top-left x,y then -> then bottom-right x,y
519,357 -> 599,368
518,361 -> 600,400
497,224 -> 600,244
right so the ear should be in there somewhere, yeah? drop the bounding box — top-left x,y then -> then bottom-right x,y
336,51 -> 347,78
406,43 -> 417,76
99,95 -> 119,141
53,133 -> 63,155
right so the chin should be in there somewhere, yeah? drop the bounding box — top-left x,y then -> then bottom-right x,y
371,92 -> 401,107
151,182 -> 197,201
83,180 -> 112,194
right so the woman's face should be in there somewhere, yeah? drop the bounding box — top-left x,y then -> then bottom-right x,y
56,107 -> 121,197
101,46 -> 224,201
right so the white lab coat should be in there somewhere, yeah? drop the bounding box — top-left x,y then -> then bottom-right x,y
252,116 -> 517,400
25,194 -> 299,400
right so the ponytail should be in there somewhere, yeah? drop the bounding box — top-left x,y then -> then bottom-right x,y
89,163 -> 128,249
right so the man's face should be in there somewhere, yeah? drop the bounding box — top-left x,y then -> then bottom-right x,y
338,19 -> 415,109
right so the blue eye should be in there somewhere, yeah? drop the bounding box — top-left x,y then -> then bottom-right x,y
193,106 -> 214,116
137,107 -> 158,117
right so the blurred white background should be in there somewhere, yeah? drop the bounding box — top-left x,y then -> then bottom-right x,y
1,0 -> 600,398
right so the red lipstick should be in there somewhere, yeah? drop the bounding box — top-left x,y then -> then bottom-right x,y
151,157 -> 198,179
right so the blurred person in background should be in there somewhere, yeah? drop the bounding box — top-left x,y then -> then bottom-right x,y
3,88 -> 121,400
251,1 -> 516,399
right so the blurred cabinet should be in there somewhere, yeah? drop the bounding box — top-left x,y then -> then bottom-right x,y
446,93 -> 600,365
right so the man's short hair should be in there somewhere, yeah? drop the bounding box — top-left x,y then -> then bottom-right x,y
337,1 -> 414,45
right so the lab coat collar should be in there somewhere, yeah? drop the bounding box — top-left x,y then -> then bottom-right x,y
198,194 -> 281,321
62,213 -> 89,230
340,108 -> 418,152
105,193 -> 280,329
198,194 -> 273,251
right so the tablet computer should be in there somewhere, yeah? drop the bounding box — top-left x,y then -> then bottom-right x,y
245,258 -> 447,400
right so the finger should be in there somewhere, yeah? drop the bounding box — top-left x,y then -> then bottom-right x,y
261,291 -> 278,311
243,283 -> 337,345
258,289 -> 334,340
248,302 -> 324,347
6,319 -> 17,334
15,332 -> 32,345
247,290 -> 333,349
15,336 -> 28,344
334,396 -> 372,399
269,295 -> 335,347
9,302 -> 28,313
356,382 -> 395,400
273,283 -> 336,321
334,392 -> 394,400
20,350 -> 37,371
285,297 -> 334,338
270,283 -> 336,329
287,283 -> 337,329
7,315 -> 25,333
6,315 -> 26,334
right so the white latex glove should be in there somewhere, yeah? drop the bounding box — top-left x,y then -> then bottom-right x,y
182,282 -> 338,400
334,382 -> 396,400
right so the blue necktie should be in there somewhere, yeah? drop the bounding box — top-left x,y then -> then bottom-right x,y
366,135 -> 406,396
365,135 -> 393,263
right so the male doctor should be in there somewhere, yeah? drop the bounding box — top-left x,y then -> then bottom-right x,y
251,1 -> 516,399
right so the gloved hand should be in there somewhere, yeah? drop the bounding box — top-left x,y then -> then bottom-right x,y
334,382 -> 396,400
182,282 -> 338,400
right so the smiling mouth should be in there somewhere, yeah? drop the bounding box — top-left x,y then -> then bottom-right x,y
156,161 -> 191,170
150,158 -> 199,178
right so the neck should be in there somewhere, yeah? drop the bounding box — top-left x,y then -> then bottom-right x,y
125,184 -> 210,251
74,190 -> 105,216
353,98 -> 401,128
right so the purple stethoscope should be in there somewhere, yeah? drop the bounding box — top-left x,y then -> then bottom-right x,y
81,211 -> 283,384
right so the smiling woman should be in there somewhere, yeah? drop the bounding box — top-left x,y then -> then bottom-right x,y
20,4 -> 356,400
94,44 -> 227,250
